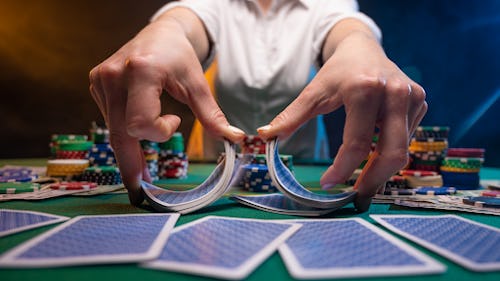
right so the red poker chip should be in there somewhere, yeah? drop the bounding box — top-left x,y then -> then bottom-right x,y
446,148 -> 485,158
481,190 -> 500,198
49,181 -> 98,190
400,169 -> 438,177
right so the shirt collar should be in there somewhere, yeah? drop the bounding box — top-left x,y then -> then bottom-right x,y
243,0 -> 310,9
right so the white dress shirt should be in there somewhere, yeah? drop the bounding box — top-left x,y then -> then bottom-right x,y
154,0 -> 380,160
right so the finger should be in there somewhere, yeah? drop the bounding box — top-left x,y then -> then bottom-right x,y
89,68 -> 109,124
354,81 -> 411,211
124,57 -> 182,142
406,83 -> 427,137
176,63 -> 246,143
100,63 -> 145,206
410,103 -> 428,137
320,87 -> 382,188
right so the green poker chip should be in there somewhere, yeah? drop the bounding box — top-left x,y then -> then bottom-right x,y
0,182 -> 40,194
58,141 -> 94,151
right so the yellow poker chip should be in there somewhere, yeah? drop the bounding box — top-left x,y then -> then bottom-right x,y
439,166 -> 480,173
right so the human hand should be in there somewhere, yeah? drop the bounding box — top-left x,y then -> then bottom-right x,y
258,32 -> 427,212
89,10 -> 245,205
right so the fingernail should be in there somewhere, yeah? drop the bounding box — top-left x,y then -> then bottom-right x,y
321,183 -> 336,190
229,125 -> 245,135
354,196 -> 372,213
257,124 -> 272,133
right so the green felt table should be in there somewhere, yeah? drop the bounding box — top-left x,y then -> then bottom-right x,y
1,158 -> 499,281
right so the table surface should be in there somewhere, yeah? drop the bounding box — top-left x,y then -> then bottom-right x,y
1,158 -> 499,281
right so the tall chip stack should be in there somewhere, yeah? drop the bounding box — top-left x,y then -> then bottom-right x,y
239,135 -> 293,193
88,123 -> 116,167
408,126 -> 449,172
440,148 -> 485,190
80,123 -> 121,185
158,132 -> 188,179
141,140 -> 160,181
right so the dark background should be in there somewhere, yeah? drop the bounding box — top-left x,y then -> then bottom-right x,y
1,0 -> 499,166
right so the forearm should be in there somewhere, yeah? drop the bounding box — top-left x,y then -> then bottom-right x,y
321,18 -> 381,62
153,7 -> 211,63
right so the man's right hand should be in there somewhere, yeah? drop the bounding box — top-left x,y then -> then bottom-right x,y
89,8 -> 245,205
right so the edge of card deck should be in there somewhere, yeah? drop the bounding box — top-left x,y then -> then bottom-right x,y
371,214 -> 500,272
143,216 -> 301,280
0,213 -> 180,267
279,218 -> 445,279
0,209 -> 69,237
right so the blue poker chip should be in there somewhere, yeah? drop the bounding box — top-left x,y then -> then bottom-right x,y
414,186 -> 457,195
440,171 -> 480,189
462,196 -> 500,209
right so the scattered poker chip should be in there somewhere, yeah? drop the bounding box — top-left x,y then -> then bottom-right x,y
462,196 -> 500,209
0,182 -> 40,194
481,190 -> 500,198
400,170 -> 438,177
0,174 -> 38,183
414,186 -> 457,195
383,188 -> 415,196
49,181 -> 98,190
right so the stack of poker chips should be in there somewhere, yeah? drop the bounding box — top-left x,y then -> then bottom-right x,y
46,159 -> 89,179
241,135 -> 266,154
240,154 -> 294,193
399,169 -> 443,188
141,140 -> 160,181
408,126 -> 449,172
81,166 -> 122,185
241,164 -> 277,192
89,124 -> 116,167
158,132 -> 188,179
50,134 -> 91,159
440,148 -> 485,190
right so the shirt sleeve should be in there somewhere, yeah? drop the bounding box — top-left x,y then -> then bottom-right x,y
311,0 -> 382,66
151,0 -> 221,70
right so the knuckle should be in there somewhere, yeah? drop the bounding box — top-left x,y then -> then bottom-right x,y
386,80 -> 410,96
126,115 -> 152,138
343,138 -> 372,156
125,54 -> 156,73
345,74 -> 385,104
380,148 -> 409,169
99,62 -> 123,81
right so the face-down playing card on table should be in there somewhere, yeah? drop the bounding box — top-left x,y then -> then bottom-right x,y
278,218 -> 445,279
371,214 -> 500,272
0,209 -> 69,237
0,213 -> 179,267
142,216 -> 301,280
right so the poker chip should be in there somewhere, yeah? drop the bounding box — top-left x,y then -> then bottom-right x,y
81,166 -> 122,185
46,159 -> 89,177
159,132 -> 185,153
400,170 -> 438,177
414,126 -> 450,140
382,188 -> 415,196
242,135 -> 266,154
90,123 -> 110,143
462,196 -> 500,209
49,181 -> 98,190
440,170 -> 480,189
446,148 -> 485,158
480,190 -> 500,198
414,186 -> 457,195
404,175 -> 443,188
241,164 -> 278,193
0,182 -> 40,194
